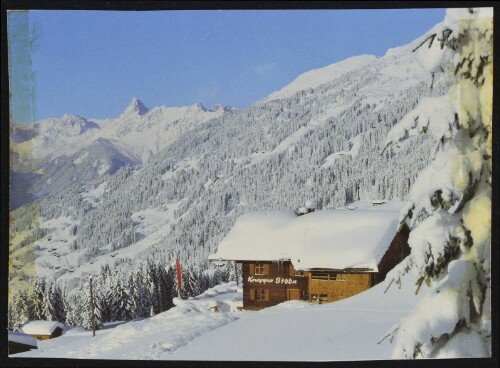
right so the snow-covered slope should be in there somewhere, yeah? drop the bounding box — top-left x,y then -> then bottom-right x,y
168,271 -> 430,361
321,133 -> 363,167
262,55 -> 377,103
13,282 -> 242,359
12,273 -> 436,360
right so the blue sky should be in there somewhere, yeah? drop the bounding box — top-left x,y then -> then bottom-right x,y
8,9 -> 446,123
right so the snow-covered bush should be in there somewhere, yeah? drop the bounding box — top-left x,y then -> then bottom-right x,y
382,8 -> 492,358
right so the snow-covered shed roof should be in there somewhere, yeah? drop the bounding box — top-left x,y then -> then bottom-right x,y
21,321 -> 64,336
8,331 -> 38,347
209,202 -> 401,271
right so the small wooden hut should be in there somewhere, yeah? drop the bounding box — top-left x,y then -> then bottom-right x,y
21,321 -> 64,340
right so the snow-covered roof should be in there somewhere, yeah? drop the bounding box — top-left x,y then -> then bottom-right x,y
209,201 -> 401,271
8,331 -> 38,346
21,321 -> 64,336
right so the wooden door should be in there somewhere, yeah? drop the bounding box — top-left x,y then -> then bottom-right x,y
287,289 -> 300,301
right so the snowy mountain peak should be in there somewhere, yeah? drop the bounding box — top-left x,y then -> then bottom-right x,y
61,113 -> 85,123
122,97 -> 149,117
192,102 -> 208,111
37,113 -> 98,137
211,104 -> 234,113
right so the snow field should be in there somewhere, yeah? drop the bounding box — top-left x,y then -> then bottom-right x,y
13,276 -> 429,361
168,270 -> 429,361
13,282 -> 242,359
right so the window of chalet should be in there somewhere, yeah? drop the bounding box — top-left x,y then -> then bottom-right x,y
311,294 -> 328,304
311,271 -> 347,281
250,288 -> 270,301
255,289 -> 266,301
250,263 -> 269,275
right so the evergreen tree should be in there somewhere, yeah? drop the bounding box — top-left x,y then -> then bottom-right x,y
42,280 -> 57,321
157,265 -> 175,312
78,278 -> 102,330
210,265 -> 230,288
7,304 -> 15,331
65,289 -> 86,328
142,262 -> 157,316
31,277 -> 46,320
134,277 -> 150,318
111,277 -> 133,321
62,287 -> 74,326
167,265 -> 180,304
133,262 -> 153,318
96,264 -> 113,322
180,267 -> 201,299
41,281 -> 65,322
77,282 -> 92,330
42,286 -> 53,320
13,290 -> 30,327
127,274 -> 139,318
382,8 -> 492,358
10,294 -> 22,331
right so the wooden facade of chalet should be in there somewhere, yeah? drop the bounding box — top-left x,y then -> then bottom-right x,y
241,261 -> 308,310
240,225 -> 410,310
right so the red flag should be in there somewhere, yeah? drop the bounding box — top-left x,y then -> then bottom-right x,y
176,257 -> 182,291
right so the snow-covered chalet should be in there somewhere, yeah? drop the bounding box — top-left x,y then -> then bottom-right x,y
209,201 -> 410,310
21,321 -> 64,340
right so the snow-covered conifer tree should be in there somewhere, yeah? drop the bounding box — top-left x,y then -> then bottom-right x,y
11,291 -> 29,330
157,265 -> 175,312
62,287 -> 73,325
97,264 -> 113,322
42,280 -> 57,321
78,278 -> 102,330
41,280 -> 65,322
52,282 -> 65,322
127,274 -> 139,318
77,282 -> 92,330
134,277 -> 150,318
180,267 -> 201,299
30,277 -> 45,320
167,265 -> 180,304
7,304 -> 15,331
111,276 -> 133,321
144,262 -> 159,316
382,8 -> 492,358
